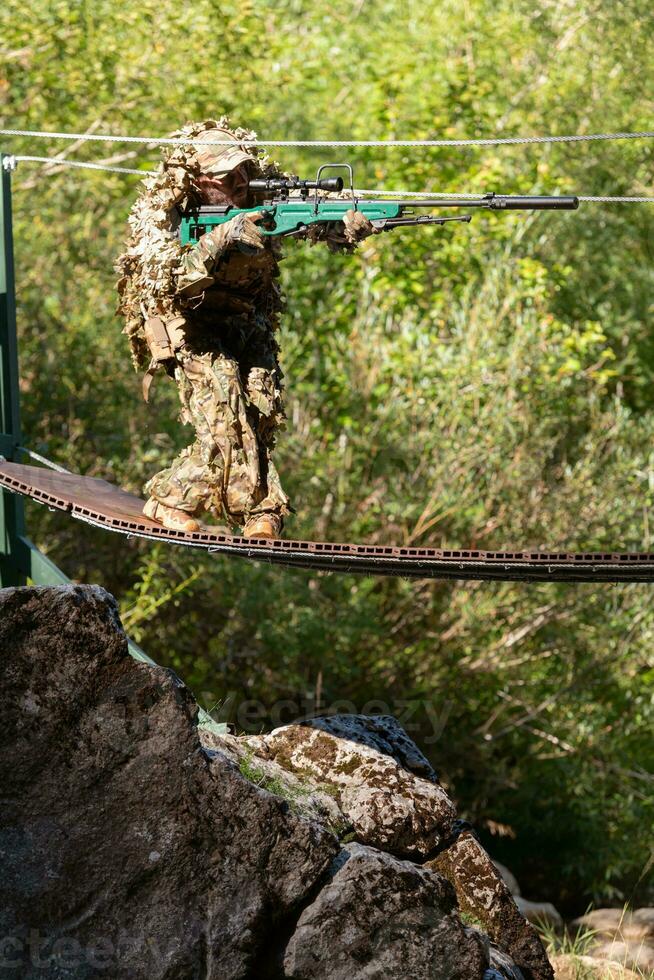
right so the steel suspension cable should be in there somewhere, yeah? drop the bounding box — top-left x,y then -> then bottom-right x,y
2,126 -> 654,148
8,155 -> 157,176
16,446 -> 71,474
6,156 -> 654,203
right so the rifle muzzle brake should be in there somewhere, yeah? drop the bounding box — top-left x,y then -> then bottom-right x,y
485,194 -> 579,210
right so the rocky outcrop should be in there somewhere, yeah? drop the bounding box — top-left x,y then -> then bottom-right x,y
283,843 -> 488,980
0,585 -> 549,980
428,829 -> 554,980
233,714 -> 456,857
1,585 -> 337,979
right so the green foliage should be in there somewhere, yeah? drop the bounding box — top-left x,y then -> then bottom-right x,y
1,0 -> 653,910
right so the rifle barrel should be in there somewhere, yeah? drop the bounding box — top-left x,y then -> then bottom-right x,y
380,195 -> 579,211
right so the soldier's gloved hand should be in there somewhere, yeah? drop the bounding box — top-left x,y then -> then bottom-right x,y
342,209 -> 376,245
175,214 -> 266,298
227,211 -> 266,255
305,209 -> 378,253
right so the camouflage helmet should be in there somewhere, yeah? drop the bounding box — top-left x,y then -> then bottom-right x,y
193,126 -> 260,178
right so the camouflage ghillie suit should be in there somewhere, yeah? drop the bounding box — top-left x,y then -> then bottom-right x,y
116,118 -> 373,537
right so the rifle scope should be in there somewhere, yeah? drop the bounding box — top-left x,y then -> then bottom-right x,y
249,177 -> 344,193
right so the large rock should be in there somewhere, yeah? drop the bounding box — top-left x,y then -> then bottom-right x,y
305,712 -> 439,778
239,714 -> 456,857
0,586 -> 338,978
0,585 -> 541,980
283,842 -> 489,980
427,829 -> 554,980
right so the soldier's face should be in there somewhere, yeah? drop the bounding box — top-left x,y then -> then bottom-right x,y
195,164 -> 251,208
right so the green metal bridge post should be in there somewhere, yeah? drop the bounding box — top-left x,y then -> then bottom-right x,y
0,152 -> 76,588
0,155 -> 155,647
0,153 -> 25,586
0,152 -> 160,660
0,153 -> 161,647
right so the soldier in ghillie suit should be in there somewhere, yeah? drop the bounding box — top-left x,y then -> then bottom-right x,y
116,118 -> 373,538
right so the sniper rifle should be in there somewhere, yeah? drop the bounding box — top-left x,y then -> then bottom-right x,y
178,163 -> 578,245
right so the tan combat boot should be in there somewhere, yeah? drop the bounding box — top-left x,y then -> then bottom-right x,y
242,513 -> 283,540
143,497 -> 201,534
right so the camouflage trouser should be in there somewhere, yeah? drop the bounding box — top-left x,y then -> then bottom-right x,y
145,350 -> 289,528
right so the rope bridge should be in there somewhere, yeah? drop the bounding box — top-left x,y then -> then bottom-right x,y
4,460 -> 654,582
